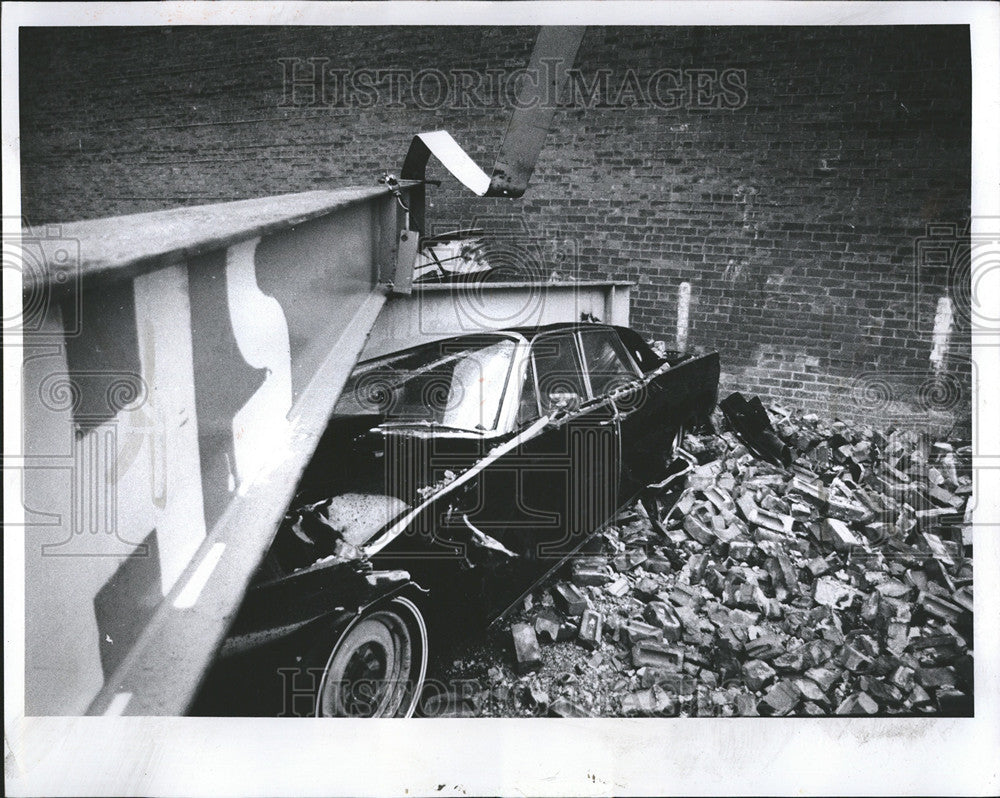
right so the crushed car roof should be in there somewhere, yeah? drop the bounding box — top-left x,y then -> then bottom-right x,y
355,321 -> 630,365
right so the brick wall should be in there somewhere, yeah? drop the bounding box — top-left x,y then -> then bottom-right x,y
19,26 -> 971,432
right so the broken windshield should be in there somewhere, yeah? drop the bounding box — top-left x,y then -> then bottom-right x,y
335,335 -> 518,433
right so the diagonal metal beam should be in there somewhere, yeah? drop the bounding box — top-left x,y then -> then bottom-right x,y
487,26 -> 586,198
400,26 -> 586,231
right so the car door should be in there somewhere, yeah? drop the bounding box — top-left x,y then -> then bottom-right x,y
518,330 -> 621,562
437,330 -> 619,616
578,327 -> 674,497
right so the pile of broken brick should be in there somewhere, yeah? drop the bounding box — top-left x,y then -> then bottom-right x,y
436,394 -> 973,718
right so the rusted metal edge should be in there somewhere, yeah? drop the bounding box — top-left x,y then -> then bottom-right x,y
87,288 -> 389,717
21,184 -> 417,292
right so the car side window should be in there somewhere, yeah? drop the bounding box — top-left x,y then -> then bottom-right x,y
531,332 -> 587,415
578,328 -> 640,397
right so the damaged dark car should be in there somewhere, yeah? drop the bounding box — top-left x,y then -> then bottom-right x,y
194,322 -> 720,717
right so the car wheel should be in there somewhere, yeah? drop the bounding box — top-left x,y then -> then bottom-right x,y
314,596 -> 428,718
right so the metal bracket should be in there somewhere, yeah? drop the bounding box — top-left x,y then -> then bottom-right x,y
392,228 -> 418,295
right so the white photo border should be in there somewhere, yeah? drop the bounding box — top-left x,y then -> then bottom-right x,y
3,2 -> 999,795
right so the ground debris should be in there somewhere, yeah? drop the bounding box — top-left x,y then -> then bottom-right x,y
433,400 -> 973,717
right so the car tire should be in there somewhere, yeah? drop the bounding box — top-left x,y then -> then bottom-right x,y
314,596 -> 428,718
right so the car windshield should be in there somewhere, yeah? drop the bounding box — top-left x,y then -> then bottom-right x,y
335,335 -> 518,433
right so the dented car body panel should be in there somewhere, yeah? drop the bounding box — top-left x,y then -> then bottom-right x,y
198,323 -> 719,714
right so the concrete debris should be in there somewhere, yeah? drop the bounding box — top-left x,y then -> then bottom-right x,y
435,399 -> 972,717
552,582 -> 588,616
622,685 -> 676,716
419,689 -> 480,718
744,634 -> 785,661
622,620 -> 663,645
835,691 -> 879,715
525,683 -> 549,709
577,609 -> 604,650
643,555 -> 672,574
816,517 -> 864,552
534,607 -> 577,643
758,679 -> 801,716
742,659 -> 776,691
813,576 -> 858,609
643,601 -> 683,641
511,622 -> 543,674
549,697 -> 592,718
572,558 -> 614,586
632,640 -> 685,671
614,549 -> 650,572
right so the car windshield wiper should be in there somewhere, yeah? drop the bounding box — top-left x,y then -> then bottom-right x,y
379,420 -> 487,434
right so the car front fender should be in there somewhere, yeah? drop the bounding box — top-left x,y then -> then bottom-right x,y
219,561 -> 426,658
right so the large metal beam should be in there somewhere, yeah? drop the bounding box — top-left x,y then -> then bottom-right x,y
88,289 -> 388,716
17,186 -> 408,715
17,178 -> 633,716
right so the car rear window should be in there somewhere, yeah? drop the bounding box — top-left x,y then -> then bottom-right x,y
334,334 -> 517,432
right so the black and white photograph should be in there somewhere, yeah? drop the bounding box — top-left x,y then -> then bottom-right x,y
4,1 -> 999,795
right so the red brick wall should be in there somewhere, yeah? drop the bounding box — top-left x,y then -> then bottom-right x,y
19,26 -> 971,431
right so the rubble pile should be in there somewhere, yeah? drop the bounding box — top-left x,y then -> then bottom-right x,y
427,397 -> 973,717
